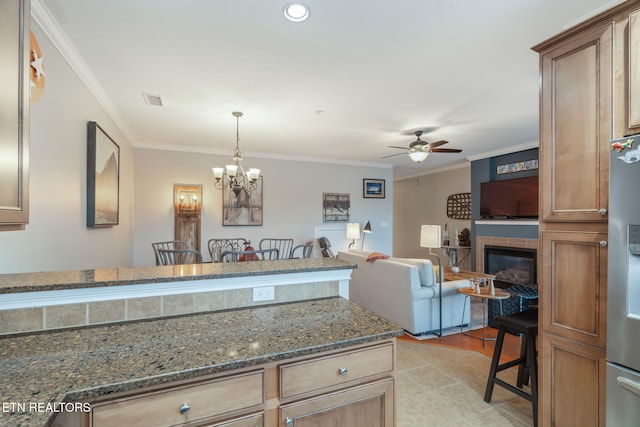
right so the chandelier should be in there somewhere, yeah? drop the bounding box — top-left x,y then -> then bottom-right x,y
212,112 -> 261,196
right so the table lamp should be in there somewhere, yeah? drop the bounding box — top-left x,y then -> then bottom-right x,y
346,223 -> 361,248
420,224 -> 443,337
361,220 -> 372,250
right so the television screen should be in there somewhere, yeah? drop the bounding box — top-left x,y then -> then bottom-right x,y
480,176 -> 539,218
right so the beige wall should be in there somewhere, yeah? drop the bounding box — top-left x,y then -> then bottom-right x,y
133,149 -> 393,266
393,165 -> 471,260
0,24 -> 394,274
0,23 -> 135,274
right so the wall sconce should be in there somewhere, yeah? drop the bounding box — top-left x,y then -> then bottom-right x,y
174,184 -> 202,252
346,223 -> 361,248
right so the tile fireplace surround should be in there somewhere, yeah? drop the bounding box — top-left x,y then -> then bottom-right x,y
475,236 -> 539,274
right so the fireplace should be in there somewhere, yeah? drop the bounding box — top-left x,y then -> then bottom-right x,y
483,244 -> 538,326
484,245 -> 537,288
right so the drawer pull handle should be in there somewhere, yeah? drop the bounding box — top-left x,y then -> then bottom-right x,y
180,403 -> 191,415
338,367 -> 348,375
599,208 -> 608,216
285,417 -> 294,426
600,240 -> 608,247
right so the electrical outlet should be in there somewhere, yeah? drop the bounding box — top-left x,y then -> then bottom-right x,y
253,286 -> 275,302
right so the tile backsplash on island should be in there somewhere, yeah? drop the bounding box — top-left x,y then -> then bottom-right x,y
0,281 -> 339,335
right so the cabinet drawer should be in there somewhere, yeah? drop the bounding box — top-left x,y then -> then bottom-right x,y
92,371 -> 264,427
209,412 -> 264,427
280,343 -> 393,399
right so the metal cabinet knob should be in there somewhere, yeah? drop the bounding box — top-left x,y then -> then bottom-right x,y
338,367 -> 348,375
180,403 -> 190,415
285,417 -> 294,426
600,241 -> 608,247
599,208 -> 608,216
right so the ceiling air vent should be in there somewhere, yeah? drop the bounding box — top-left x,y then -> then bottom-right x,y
142,93 -> 163,106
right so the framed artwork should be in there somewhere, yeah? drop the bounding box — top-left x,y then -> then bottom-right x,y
87,121 -> 120,227
223,176 -> 263,226
363,178 -> 385,198
323,193 -> 350,222
496,159 -> 538,175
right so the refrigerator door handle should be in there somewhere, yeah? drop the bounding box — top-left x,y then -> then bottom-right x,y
617,376 -> 640,396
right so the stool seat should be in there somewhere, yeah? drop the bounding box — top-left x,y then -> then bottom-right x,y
484,307 -> 538,427
495,306 -> 538,333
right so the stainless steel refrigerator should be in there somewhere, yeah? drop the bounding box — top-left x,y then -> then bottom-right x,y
607,134 -> 640,426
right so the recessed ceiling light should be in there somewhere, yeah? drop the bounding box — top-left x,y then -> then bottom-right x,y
283,3 -> 310,23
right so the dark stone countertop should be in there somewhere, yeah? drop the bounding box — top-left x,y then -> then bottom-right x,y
0,297 -> 402,427
0,258 -> 355,294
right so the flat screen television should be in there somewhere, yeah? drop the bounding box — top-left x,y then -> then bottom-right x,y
480,176 -> 539,218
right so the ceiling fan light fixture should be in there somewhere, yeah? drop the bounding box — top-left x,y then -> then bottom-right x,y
283,3 -> 310,22
409,151 -> 429,163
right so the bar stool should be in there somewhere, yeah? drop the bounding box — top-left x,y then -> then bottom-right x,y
484,307 -> 538,427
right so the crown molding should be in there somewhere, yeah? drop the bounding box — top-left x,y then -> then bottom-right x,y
31,0 -> 135,144
464,140 -> 539,162
135,142 -> 394,169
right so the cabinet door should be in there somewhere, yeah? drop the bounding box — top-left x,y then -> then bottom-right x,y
541,231 -> 607,349
540,24 -> 612,222
280,379 -> 394,427
628,10 -> 640,129
0,0 -> 29,230
541,334 -> 606,427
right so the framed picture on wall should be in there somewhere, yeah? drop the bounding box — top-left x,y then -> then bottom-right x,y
222,176 -> 263,226
363,179 -> 385,198
87,121 -> 120,227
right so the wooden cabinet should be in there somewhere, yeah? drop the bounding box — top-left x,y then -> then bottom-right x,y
280,378 -> 394,427
54,340 -> 395,427
540,231 -> 608,349
91,371 -> 264,427
538,22 -> 612,223
541,334 -> 606,427
534,2 -> 640,425
0,0 -> 30,231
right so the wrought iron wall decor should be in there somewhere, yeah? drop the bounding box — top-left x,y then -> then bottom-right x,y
446,192 -> 471,220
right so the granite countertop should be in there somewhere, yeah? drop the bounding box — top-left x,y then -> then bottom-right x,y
0,258 -> 355,294
0,297 -> 402,427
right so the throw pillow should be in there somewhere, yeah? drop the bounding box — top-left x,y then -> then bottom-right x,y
366,251 -> 390,262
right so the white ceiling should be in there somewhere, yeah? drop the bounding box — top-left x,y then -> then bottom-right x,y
33,0 -> 621,179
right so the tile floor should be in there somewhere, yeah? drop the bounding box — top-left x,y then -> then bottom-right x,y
396,339 -> 534,426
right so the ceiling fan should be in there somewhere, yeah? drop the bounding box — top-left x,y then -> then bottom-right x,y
382,130 -> 462,163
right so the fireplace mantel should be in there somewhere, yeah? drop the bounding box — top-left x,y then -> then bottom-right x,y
475,220 -> 539,226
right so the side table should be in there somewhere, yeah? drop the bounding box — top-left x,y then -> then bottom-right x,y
458,286 -> 510,347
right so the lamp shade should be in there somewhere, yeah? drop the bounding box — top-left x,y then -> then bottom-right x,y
346,223 -> 361,240
409,151 -> 429,163
420,225 -> 441,249
363,220 -> 372,233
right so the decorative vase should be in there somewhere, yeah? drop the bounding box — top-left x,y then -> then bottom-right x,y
451,265 -> 460,274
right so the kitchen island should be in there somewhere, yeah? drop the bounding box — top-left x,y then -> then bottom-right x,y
1,297 -> 402,426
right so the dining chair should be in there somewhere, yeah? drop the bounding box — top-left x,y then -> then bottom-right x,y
290,241 -> 314,259
259,238 -> 294,259
156,248 -> 203,265
220,248 -> 279,262
207,238 -> 249,263
151,240 -> 187,266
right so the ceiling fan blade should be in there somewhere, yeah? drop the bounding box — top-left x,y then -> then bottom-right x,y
428,140 -> 449,148
381,152 -> 407,159
430,148 -> 462,153
387,145 -> 410,150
